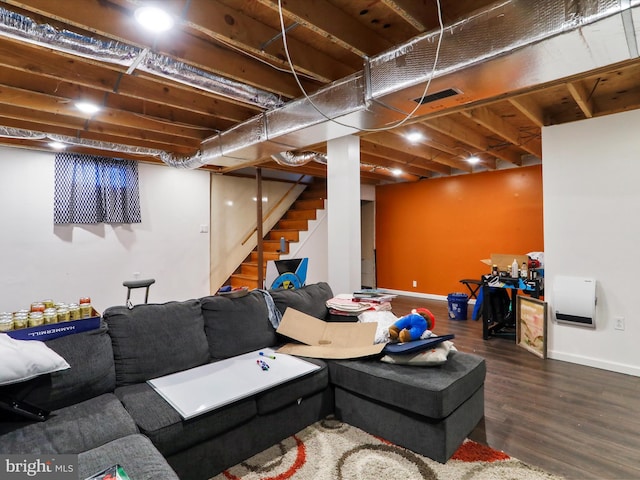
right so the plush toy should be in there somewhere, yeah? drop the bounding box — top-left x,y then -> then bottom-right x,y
389,308 -> 436,343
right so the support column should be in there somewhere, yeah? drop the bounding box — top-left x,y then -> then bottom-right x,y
327,135 -> 361,294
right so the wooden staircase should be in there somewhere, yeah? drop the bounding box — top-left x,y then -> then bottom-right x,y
228,180 -> 326,289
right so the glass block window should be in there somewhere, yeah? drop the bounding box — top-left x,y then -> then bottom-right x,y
54,153 -> 141,224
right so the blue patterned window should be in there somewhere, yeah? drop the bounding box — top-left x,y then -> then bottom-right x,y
54,153 -> 141,224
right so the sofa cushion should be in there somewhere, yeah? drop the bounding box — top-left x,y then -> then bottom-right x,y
255,357 -> 329,415
79,434 -> 180,480
328,350 -> 486,419
115,382 -> 257,456
201,291 -> 277,359
103,300 -> 210,386
0,393 -> 138,454
0,324 -> 116,411
269,282 -> 333,319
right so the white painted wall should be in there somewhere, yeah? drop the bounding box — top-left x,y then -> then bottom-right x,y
0,146 -> 210,313
543,109 -> 640,376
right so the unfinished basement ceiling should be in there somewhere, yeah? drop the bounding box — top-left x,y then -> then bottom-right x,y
0,0 -> 639,184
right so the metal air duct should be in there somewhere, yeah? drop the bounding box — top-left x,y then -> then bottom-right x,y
0,7 -> 283,110
189,0 -> 640,168
1,1 -> 638,168
271,151 -> 328,166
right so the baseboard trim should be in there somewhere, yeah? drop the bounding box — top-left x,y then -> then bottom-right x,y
379,288 -> 477,305
548,350 -> 640,377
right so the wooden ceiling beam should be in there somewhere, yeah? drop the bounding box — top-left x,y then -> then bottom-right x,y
380,0 -> 436,31
0,66 -> 235,134
462,106 -> 542,158
255,0 -> 391,57
0,112 -> 200,153
260,159 -> 395,183
3,0 -> 316,99
426,115 -> 523,166
0,38 -> 260,122
360,150 -> 434,178
566,80 -> 594,118
508,95 -> 546,128
360,140 -> 449,175
0,84 -> 211,140
180,0 -> 355,83
364,131 -> 471,172
390,124 -> 460,157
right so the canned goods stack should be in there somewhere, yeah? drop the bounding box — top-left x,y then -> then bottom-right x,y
0,296 -> 93,332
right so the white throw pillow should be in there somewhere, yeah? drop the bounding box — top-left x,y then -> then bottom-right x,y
0,334 -> 70,385
380,341 -> 456,366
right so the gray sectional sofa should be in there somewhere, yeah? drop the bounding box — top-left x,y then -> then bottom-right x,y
0,282 -> 486,479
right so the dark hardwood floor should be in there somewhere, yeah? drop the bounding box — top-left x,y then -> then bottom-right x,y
391,295 -> 640,480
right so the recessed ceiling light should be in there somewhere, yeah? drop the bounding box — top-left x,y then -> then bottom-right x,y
404,131 -> 424,143
75,102 -> 101,114
134,6 -> 175,33
391,168 -> 403,176
467,155 -> 480,164
48,141 -> 67,150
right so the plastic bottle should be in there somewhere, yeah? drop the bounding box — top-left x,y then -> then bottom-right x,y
511,258 -> 518,278
521,261 -> 528,279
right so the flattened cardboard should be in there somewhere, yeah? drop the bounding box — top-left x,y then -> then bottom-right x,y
276,308 -> 384,359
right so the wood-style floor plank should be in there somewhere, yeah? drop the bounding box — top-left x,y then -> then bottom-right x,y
390,295 -> 640,480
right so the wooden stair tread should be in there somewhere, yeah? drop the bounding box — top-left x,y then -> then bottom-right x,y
226,180 -> 326,288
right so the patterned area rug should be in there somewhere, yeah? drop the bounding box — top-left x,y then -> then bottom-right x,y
211,417 -> 562,480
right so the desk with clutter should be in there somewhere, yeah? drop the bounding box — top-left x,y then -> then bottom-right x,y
477,253 -> 544,340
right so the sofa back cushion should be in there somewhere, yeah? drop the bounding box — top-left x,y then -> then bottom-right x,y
201,291 -> 277,359
269,282 -> 333,319
103,299 -> 210,386
0,323 -> 116,411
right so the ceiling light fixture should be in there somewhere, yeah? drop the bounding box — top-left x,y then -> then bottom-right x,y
134,6 -> 175,33
404,131 -> 424,143
467,156 -> 480,164
392,168 -> 403,176
75,102 -> 101,115
48,141 -> 67,150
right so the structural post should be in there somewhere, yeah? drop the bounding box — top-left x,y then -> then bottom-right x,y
327,135 -> 361,294
256,167 -> 263,289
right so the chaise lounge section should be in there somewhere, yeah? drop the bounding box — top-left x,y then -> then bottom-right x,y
0,282 -> 485,480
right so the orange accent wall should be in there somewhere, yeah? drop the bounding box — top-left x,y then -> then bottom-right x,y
375,165 -> 544,296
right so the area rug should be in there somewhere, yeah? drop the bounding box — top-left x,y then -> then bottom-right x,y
210,417 -> 562,480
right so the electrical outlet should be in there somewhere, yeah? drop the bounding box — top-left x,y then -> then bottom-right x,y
614,316 -> 625,331
412,280 -> 417,288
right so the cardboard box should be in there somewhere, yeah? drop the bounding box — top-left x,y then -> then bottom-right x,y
6,309 -> 101,342
276,308 -> 384,359
485,253 -> 529,273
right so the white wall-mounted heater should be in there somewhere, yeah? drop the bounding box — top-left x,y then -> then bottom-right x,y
553,276 -> 597,328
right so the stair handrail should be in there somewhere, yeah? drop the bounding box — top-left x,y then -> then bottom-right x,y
241,175 -> 308,246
